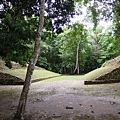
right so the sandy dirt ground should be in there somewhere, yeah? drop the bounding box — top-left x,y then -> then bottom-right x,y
0,77 -> 120,120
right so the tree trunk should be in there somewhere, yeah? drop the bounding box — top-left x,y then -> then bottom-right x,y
13,1 -> 45,120
77,63 -> 79,74
73,41 -> 80,74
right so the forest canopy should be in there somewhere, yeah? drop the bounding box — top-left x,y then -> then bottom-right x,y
0,0 -> 120,74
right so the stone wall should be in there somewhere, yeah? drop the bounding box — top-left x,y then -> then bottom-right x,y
96,67 -> 120,80
85,56 -> 120,85
96,56 -> 120,81
0,59 -> 9,70
102,56 -> 120,67
0,72 -> 24,85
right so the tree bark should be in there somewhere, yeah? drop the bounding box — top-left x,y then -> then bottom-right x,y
73,41 -> 80,74
77,63 -> 79,74
13,0 -> 45,120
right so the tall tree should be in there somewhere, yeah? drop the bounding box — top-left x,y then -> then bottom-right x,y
13,0 -> 45,120
113,0 -> 120,55
0,7 -> 35,67
58,23 -> 88,74
0,0 -> 75,66
74,41 -> 80,74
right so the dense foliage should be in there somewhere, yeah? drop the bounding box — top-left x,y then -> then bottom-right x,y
57,23 -> 88,74
0,0 -> 75,67
38,23 -> 118,74
0,0 -> 119,74
85,0 -> 120,54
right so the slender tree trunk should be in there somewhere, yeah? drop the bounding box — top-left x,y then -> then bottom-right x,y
13,1 -> 45,120
77,63 -> 79,74
73,41 -> 80,74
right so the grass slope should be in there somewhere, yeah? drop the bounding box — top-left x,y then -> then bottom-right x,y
84,56 -> 120,84
0,68 -> 60,84
84,66 -> 115,81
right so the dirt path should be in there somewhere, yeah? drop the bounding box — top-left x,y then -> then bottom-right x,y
0,77 -> 120,120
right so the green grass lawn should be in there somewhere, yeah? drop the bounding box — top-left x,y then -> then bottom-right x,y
44,75 -> 85,82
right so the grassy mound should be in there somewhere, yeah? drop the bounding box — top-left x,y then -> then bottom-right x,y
84,67 -> 115,81
84,56 -> 120,85
0,69 -> 60,85
0,57 -> 60,85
